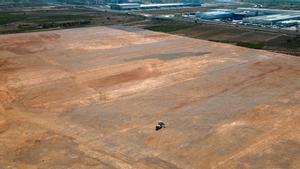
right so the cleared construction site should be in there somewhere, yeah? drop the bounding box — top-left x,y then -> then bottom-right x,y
0,26 -> 299,169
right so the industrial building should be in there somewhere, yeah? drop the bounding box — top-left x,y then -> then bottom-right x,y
278,20 -> 300,27
243,14 -> 300,25
196,9 -> 258,20
193,7 -> 300,31
110,3 -> 201,10
237,8 -> 300,15
110,3 -> 140,10
196,11 -> 233,20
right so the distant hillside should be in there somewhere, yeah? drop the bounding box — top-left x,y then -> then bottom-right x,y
0,0 -> 97,5
0,0 -> 61,5
238,0 -> 300,9
238,0 -> 300,4
0,0 -> 203,5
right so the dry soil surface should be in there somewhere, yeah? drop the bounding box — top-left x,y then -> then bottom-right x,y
0,26 -> 299,169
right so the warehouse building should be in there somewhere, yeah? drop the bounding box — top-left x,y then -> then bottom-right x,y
243,14 -> 300,25
110,3 -> 201,10
237,8 -> 300,15
232,12 -> 248,20
196,11 -> 233,20
278,20 -> 300,27
110,3 -> 141,10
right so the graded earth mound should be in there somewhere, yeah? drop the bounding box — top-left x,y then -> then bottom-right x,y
0,26 -> 299,169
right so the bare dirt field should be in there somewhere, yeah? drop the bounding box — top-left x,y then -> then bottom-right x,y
0,26 -> 299,169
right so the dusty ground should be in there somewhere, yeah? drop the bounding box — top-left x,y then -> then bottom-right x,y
0,26 -> 299,169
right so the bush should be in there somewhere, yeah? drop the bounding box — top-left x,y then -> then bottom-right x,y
236,42 -> 265,49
